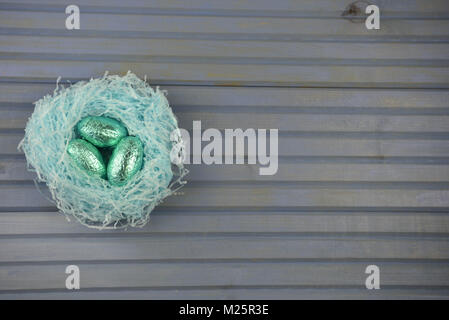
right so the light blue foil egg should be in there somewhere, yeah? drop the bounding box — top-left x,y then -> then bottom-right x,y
107,136 -> 144,186
67,139 -> 106,179
77,116 -> 128,148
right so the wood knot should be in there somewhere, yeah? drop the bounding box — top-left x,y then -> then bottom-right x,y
342,0 -> 372,23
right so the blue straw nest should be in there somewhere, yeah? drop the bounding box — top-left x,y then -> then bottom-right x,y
19,71 -> 187,229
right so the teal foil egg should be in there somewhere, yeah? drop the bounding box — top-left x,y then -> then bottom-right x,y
77,116 -> 128,147
107,136 -> 144,186
67,139 -> 106,179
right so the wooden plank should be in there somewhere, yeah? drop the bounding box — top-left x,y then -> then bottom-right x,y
1,211 -> 449,235
0,158 -> 33,180
3,158 -> 449,182
1,235 -> 449,262
1,262 -> 449,291
1,184 -> 449,208
186,163 -> 449,182
3,36 -> 449,60
279,137 -> 449,157
2,107 -> 449,132
4,133 -> 449,157
6,0 -> 449,14
1,60 -> 448,88
2,11 -> 449,37
1,287 -> 448,300
0,134 -> 23,155
278,138 -> 449,157
1,84 -> 448,109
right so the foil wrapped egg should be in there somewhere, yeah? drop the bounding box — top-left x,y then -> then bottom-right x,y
67,139 -> 106,179
107,136 -> 144,186
77,116 -> 128,148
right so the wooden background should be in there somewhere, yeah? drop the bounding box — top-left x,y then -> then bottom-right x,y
0,0 -> 449,299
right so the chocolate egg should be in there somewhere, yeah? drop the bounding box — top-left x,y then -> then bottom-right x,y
77,116 -> 127,147
67,139 -> 106,179
107,136 -> 144,186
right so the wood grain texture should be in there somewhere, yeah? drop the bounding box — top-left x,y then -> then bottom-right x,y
2,11 -> 449,36
1,59 -> 448,88
2,235 -> 449,263
2,184 -> 449,208
2,84 -> 449,108
1,288 -> 449,300
2,262 -> 449,291
5,0 -> 449,14
3,36 -> 449,60
0,0 -> 449,299
1,211 -> 449,235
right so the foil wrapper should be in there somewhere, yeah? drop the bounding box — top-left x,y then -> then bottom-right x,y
107,136 -> 144,186
67,139 -> 106,179
77,116 -> 127,148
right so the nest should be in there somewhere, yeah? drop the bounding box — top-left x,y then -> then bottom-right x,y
19,71 -> 187,229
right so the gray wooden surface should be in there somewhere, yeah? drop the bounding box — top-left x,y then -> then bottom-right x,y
1,0 -> 449,299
